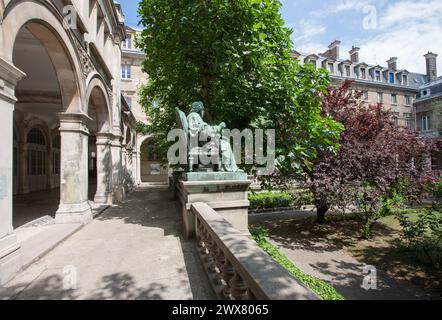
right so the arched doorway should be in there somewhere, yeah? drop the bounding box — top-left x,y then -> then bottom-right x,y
140,138 -> 169,184
86,82 -> 113,205
11,21 -> 83,227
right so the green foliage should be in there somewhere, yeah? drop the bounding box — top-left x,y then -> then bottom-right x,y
291,190 -> 314,209
432,181 -> 442,199
396,207 -> 442,269
356,185 -> 408,239
250,226 -> 344,300
137,0 -> 341,171
249,192 -> 292,210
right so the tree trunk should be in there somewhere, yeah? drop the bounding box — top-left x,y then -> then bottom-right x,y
200,63 -> 213,122
316,203 -> 329,224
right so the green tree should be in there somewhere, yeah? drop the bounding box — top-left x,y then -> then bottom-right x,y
137,0 -> 341,172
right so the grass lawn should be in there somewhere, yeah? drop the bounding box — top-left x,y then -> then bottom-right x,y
254,208 -> 442,298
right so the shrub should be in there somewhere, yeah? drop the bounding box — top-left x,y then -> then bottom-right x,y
250,226 -> 344,300
249,192 -> 292,210
291,190 -> 314,209
432,181 -> 442,200
396,207 -> 442,269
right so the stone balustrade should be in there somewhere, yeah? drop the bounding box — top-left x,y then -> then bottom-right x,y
191,202 -> 319,300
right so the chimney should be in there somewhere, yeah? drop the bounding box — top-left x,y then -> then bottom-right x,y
387,57 -> 398,71
349,46 -> 360,63
328,40 -> 341,60
425,52 -> 438,81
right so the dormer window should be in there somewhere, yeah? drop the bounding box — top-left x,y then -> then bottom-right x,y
328,63 -> 334,74
402,74 -> 408,85
123,33 -> 132,50
345,65 -> 351,77
361,68 -> 366,79
389,72 -> 395,84
375,70 -> 381,81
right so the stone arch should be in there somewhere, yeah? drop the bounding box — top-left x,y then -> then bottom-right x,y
2,1 -> 85,112
86,76 -> 112,134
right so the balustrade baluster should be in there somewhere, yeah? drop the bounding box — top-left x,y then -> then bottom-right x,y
229,271 -> 248,300
221,259 -> 234,299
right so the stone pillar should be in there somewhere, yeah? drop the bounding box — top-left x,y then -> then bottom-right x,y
126,147 -> 134,189
132,149 -> 138,186
111,135 -> 124,202
55,113 -> 92,225
94,133 -> 113,204
0,57 -> 25,285
136,148 -> 142,185
121,143 -> 127,190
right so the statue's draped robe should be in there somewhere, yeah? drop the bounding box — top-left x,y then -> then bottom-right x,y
187,112 -> 239,172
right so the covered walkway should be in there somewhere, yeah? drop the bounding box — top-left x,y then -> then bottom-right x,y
0,187 -> 214,300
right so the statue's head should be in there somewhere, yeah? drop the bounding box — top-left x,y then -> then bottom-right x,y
191,101 -> 204,114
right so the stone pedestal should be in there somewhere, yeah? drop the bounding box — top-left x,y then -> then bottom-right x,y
55,113 -> 92,225
176,172 -> 251,239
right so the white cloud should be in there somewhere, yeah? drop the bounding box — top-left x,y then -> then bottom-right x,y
291,0 -> 442,75
293,19 -> 326,42
359,0 -> 442,74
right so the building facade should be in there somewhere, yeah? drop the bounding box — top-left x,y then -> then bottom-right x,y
121,26 -> 168,185
0,0 -> 138,284
294,41 -> 435,129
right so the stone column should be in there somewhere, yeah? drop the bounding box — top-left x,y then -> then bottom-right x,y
55,113 -> 92,225
126,147 -> 133,185
111,135 -> 124,202
132,149 -> 138,186
0,57 -> 25,285
94,133 -> 113,204
121,143 -> 127,190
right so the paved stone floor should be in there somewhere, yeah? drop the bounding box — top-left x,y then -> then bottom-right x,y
13,183 -> 98,228
1,187 -> 214,300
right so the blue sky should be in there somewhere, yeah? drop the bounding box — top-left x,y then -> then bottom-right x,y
118,0 -> 442,74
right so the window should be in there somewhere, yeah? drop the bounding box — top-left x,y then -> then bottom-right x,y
121,65 -> 132,79
328,63 -> 334,74
123,33 -> 132,50
27,128 -> 46,145
405,95 -> 411,105
392,116 -> 399,126
422,116 -> 430,131
375,70 -> 381,81
391,94 -> 397,104
361,68 -> 366,79
389,72 -> 395,84
402,75 -> 408,85
363,91 -> 369,101
377,92 -> 383,103
345,65 -> 351,77
125,96 -> 132,108
27,128 -> 46,176
405,118 -> 411,130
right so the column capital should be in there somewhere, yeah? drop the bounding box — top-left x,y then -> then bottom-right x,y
95,132 -> 114,145
58,113 -> 90,135
0,57 -> 25,86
